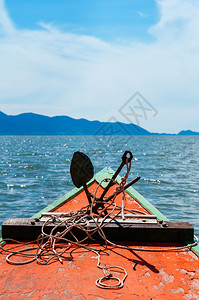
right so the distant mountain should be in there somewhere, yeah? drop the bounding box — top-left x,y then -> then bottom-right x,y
0,111 -> 198,135
0,111 -> 151,135
178,130 -> 199,135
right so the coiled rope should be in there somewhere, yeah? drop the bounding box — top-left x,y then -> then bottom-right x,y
1,158 -> 198,289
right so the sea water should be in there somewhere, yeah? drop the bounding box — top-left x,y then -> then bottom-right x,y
0,135 -> 198,237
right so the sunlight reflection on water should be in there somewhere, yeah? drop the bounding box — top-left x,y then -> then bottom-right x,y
0,135 -> 198,237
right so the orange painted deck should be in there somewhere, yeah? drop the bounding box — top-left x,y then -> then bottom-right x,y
0,169 -> 199,300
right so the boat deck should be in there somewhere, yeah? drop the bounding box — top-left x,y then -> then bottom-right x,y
0,168 -> 199,299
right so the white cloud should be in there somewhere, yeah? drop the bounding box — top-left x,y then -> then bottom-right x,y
0,0 -> 15,34
150,0 -> 199,42
0,0 -> 199,133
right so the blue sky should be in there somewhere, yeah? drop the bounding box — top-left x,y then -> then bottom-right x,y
0,0 -> 199,133
6,0 -> 158,41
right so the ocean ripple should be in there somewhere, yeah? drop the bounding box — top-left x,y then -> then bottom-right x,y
0,135 -> 198,237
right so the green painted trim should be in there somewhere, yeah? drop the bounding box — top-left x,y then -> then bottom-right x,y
31,176 -> 96,219
0,238 -> 5,247
186,241 -> 199,257
125,186 -> 169,221
95,167 -> 198,257
95,167 -> 168,221
31,167 -> 113,219
192,245 -> 199,256
31,168 -> 113,219
31,187 -> 82,219
1,167 -> 198,257
94,167 -> 114,188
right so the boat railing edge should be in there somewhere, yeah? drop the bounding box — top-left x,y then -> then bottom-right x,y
1,167 -> 198,257
95,168 -> 199,257
31,167 -> 109,220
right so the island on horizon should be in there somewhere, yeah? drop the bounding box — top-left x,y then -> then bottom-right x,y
0,111 -> 198,136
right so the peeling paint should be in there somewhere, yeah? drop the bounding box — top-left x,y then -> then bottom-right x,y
112,292 -> 125,299
183,290 -> 199,300
57,267 -> 66,273
187,251 -> 199,260
171,287 -> 185,294
180,269 -> 196,277
88,295 -> 108,300
1,181 -> 199,299
18,291 -> 36,299
190,279 -> 199,290
152,282 -> 164,291
144,271 -> 151,277
159,268 -> 174,284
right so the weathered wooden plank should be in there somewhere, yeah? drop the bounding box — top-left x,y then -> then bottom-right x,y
1,167 -> 198,256
2,218 -> 194,243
